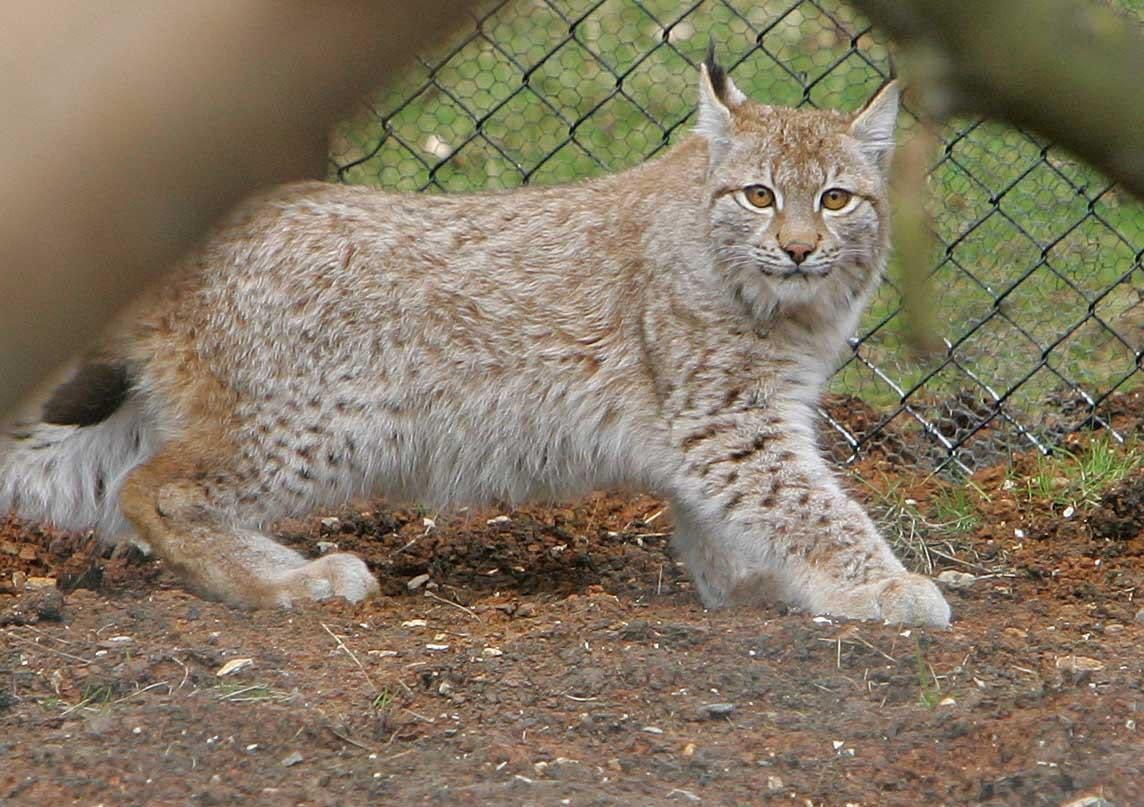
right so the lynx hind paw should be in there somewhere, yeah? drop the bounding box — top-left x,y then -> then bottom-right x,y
876,574 -> 951,627
271,553 -> 380,608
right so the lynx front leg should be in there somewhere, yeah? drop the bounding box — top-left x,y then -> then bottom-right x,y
670,414 -> 949,627
119,442 -> 378,609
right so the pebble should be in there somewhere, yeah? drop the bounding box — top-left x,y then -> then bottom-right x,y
25,576 -> 58,590
316,541 -> 339,555
280,751 -> 304,767
0,588 -> 64,626
216,657 -> 255,677
406,573 -> 430,591
1054,655 -> 1104,672
698,703 -> 735,719
1059,795 -> 1114,807
936,570 -> 977,590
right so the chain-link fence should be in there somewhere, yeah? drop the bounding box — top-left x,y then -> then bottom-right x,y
329,0 -> 1144,475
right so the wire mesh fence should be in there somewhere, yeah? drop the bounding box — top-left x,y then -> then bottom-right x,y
329,0 -> 1144,475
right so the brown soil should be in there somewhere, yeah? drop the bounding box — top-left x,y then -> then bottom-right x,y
3,401 -> 1143,806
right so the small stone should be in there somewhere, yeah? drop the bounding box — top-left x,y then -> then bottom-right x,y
1062,505 -> 1075,519
401,619 -> 428,628
407,573 -> 431,591
280,751 -> 304,767
25,576 -> 57,590
216,657 -> 255,677
1059,795 -> 1114,807
18,545 -> 37,561
1055,655 -> 1104,672
698,702 -> 735,719
1104,623 -> 1124,635
642,726 -> 664,734
316,541 -> 339,555
481,647 -> 504,657
486,515 -> 511,525
319,517 -> 340,530
0,588 -> 64,626
937,570 -> 977,590
766,775 -> 784,792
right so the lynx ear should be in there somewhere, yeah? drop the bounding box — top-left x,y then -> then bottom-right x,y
697,47 -> 746,164
848,80 -> 900,173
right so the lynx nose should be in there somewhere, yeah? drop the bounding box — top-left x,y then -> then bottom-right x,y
783,241 -> 816,265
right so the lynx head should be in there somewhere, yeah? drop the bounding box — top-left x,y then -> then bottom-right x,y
697,52 -> 899,321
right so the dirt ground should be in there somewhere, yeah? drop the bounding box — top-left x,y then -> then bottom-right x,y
3,396 -> 1143,806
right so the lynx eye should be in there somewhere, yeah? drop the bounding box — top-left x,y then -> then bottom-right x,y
741,184 -> 775,209
820,188 -> 853,211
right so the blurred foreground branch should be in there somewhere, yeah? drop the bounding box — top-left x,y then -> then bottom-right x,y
0,1 -> 475,416
854,0 -> 1144,197
852,0 -> 1143,350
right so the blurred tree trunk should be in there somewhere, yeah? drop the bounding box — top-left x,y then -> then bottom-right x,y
852,0 -> 1143,350
854,0 -> 1144,198
0,1 -> 475,416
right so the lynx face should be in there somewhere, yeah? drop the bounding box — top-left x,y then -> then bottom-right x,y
697,63 -> 898,312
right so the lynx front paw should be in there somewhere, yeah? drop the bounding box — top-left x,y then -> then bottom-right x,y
875,574 -> 950,627
270,553 -> 380,608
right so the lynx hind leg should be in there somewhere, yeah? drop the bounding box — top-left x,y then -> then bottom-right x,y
119,442 -> 378,609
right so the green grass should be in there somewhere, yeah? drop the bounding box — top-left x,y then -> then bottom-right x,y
913,637 -> 942,709
371,687 -> 397,712
860,473 -> 986,573
1016,435 -> 1144,511
330,0 -> 1144,435
214,681 -> 294,704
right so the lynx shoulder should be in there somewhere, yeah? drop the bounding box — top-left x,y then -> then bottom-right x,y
0,53 -> 949,626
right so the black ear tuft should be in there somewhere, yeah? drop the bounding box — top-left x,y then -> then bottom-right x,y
704,42 -> 728,102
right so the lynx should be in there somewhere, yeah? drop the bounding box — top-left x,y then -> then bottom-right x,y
0,54 -> 950,626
